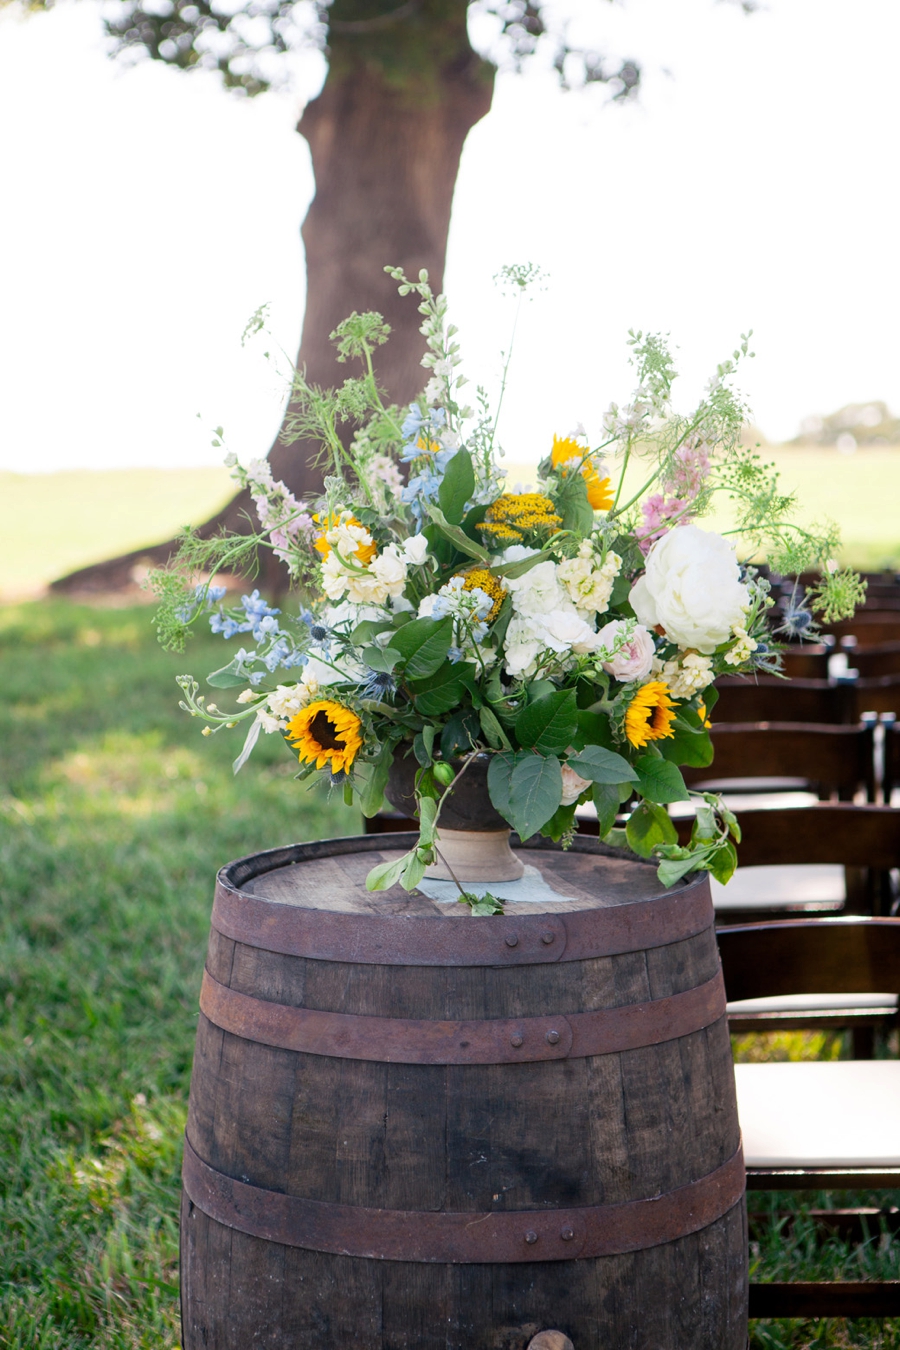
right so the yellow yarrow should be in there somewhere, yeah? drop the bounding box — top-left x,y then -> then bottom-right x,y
285,699 -> 363,774
624,681 -> 677,749
480,493 -> 562,546
312,512 -> 377,566
551,434 -> 615,512
456,568 -> 506,622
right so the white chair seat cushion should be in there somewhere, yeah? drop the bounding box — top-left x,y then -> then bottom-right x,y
711,864 -> 845,910
735,1060 -> 900,1168
728,992 -> 898,1013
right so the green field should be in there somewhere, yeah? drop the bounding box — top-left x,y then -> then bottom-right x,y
1,446 -> 898,602
1,599 -> 898,1347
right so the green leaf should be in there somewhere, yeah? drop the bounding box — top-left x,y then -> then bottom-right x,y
461,890 -> 505,916
515,690 -> 578,754
706,840 -> 738,885
351,619 -> 395,645
437,448 -> 476,525
658,716 -> 714,769
390,616 -> 453,679
361,644 -> 401,673
490,549 -> 552,581
441,708 -> 480,760
507,753 -> 563,841
656,855 -> 700,887
525,679 -> 557,705
634,756 -> 690,804
567,744 -> 639,785
366,853 -> 410,892
400,850 -> 429,891
425,503 -> 490,562
487,752 -> 514,818
479,705 -> 512,750
409,661 -> 466,716
592,782 -> 620,837
603,827 -> 628,849
557,467 -> 594,534
417,795 -> 438,846
572,710 -> 616,752
625,801 -> 678,859
207,659 -> 249,688
542,802 -> 577,842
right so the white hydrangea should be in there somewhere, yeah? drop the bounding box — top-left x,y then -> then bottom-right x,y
500,546 -> 602,678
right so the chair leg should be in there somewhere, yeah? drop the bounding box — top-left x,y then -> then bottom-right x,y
852,1026 -> 876,1059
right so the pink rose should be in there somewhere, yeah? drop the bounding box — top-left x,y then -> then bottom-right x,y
596,620 -> 656,681
560,764 -> 593,806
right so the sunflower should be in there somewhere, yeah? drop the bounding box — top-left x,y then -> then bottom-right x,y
312,512 -> 377,566
456,568 -> 506,621
550,434 -> 615,512
286,699 -> 363,774
480,493 -> 562,546
624,681 -> 677,749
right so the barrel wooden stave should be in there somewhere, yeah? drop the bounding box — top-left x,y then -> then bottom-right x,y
182,846 -> 746,1349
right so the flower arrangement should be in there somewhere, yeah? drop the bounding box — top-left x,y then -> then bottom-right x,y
153,265 -> 864,897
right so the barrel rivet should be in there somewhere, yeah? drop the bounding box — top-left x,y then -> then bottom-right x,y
560,1225 -> 575,1241
546,1029 -> 561,1045
510,1032 -> 525,1048
541,931 -> 555,944
524,1230 -> 539,1244
505,934 -> 519,947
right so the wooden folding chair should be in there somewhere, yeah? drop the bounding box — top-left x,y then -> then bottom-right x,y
841,637 -> 900,678
780,640 -> 834,680
717,917 -> 900,1318
681,719 -> 877,802
828,613 -> 900,646
712,674 -> 858,724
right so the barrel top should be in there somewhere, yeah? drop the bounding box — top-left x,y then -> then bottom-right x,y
229,834 -> 681,916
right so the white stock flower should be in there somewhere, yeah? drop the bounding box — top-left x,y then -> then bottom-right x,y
596,620 -> 656,682
558,546 -> 621,615
369,545 -> 408,598
560,763 -> 593,806
629,525 -> 751,655
235,689 -> 257,704
255,708 -> 284,734
652,652 -> 714,699
724,626 -> 758,667
321,551 -> 351,601
267,684 -> 307,719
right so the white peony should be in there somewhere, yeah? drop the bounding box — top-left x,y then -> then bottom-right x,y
596,620 -> 656,681
629,525 -> 751,655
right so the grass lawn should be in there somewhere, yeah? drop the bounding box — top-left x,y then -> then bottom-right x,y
1,599 -> 898,1348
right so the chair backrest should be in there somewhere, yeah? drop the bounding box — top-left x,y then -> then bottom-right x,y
842,640 -> 900,678
850,673 -> 900,719
730,802 -> 900,868
827,614 -> 900,646
712,676 -> 856,724
681,720 -> 877,801
717,917 -> 900,1003
780,642 -> 834,680
884,716 -> 900,803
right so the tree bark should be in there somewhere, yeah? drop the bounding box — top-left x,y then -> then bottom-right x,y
53,3 -> 494,594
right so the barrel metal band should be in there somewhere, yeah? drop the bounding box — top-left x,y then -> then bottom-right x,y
182,1135 -> 745,1264
199,968 -> 726,1065
211,871 -> 713,968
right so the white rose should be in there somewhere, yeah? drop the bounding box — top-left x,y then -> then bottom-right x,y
560,763 -> 593,806
400,535 -> 429,566
417,593 -> 437,618
596,620 -> 656,681
346,571 -> 390,605
369,546 -> 408,598
629,525 -> 751,655
538,610 -> 600,654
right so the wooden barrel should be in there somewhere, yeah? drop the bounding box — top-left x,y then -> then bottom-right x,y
180,834 -> 747,1349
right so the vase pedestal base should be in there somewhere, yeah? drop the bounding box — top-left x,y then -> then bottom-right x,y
427,829 -> 525,884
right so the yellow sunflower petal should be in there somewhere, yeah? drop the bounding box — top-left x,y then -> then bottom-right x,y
624,681 -> 677,749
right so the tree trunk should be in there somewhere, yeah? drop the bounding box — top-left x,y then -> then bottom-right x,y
53,3 -> 494,595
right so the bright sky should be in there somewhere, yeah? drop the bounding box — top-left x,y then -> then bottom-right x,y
1,0 -> 898,473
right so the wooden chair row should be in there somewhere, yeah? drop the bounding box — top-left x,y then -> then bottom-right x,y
713,671 -> 900,722
719,916 -> 900,1319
